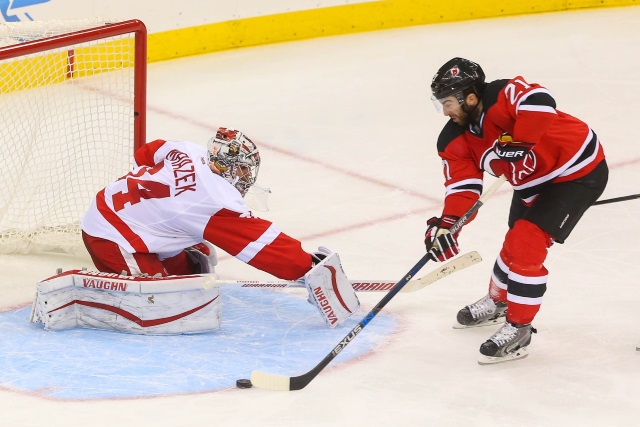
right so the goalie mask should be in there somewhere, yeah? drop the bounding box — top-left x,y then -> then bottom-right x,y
207,128 -> 261,197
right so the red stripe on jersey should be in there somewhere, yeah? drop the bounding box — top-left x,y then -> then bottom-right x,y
134,139 -> 166,167
48,296 -> 218,327
203,208 -> 252,255
96,189 -> 149,253
246,232 -> 311,280
203,210 -> 311,280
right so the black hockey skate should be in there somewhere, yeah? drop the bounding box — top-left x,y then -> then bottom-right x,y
454,294 -> 507,329
477,321 -> 537,365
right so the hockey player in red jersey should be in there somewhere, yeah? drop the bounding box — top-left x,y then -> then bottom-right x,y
80,127 -> 360,330
425,58 -> 608,364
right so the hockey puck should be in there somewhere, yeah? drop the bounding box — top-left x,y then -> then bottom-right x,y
236,379 -> 253,389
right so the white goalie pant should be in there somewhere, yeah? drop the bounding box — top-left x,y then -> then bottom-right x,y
30,270 -> 221,335
303,252 -> 360,328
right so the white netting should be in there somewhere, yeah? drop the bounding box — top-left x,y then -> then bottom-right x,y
0,19 -> 142,254
0,18 -> 118,47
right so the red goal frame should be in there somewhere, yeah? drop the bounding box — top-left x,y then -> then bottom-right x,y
0,19 -> 147,150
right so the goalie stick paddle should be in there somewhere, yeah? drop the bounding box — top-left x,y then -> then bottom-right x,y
248,175 -> 507,391
227,251 -> 481,293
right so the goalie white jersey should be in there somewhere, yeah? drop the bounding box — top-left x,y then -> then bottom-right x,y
81,140 -> 312,280
82,141 -> 249,257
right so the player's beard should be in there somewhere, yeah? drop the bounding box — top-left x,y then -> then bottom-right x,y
458,102 -> 481,127
453,109 -> 471,127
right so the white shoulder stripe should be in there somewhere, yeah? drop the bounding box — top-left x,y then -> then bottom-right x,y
235,224 -> 282,263
515,87 -> 553,114
518,104 -> 557,114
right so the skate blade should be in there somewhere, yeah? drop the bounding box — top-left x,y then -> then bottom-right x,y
452,317 -> 504,329
477,348 -> 529,365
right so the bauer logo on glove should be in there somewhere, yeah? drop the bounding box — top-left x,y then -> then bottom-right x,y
493,132 -> 534,162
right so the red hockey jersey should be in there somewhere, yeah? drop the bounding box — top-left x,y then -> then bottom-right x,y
437,76 -> 605,219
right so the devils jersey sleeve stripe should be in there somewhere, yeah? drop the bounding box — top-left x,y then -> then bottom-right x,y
445,178 -> 483,197
518,104 -> 557,115
516,89 -> 557,113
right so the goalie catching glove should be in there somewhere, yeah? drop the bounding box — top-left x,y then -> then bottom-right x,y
302,247 -> 360,328
425,215 -> 461,262
185,241 -> 218,274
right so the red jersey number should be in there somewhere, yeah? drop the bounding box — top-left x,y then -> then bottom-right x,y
112,164 -> 171,212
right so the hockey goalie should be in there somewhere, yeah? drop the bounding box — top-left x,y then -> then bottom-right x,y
30,128 -> 359,334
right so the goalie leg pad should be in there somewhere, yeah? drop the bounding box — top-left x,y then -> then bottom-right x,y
31,270 -> 221,335
303,251 -> 360,328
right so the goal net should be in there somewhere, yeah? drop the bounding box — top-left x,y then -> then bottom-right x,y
0,19 -> 147,255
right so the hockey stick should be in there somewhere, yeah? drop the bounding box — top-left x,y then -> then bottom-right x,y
226,251 -> 481,293
593,193 -> 640,206
247,175 -> 507,391
400,250 -> 481,293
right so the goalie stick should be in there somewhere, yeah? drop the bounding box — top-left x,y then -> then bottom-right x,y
247,175 -> 507,391
226,251 -> 481,293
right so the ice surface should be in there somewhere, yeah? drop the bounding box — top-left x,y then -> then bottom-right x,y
2,6 -> 640,426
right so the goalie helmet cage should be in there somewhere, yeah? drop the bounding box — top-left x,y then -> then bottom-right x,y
0,18 -> 147,255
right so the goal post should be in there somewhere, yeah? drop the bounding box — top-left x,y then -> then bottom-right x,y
0,19 -> 147,255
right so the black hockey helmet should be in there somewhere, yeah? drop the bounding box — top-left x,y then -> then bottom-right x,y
431,57 -> 485,100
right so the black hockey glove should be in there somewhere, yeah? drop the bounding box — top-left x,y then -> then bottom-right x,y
493,132 -> 534,162
424,215 -> 461,262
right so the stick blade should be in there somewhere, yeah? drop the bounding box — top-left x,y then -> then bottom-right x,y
401,251 -> 482,293
250,370 -> 292,391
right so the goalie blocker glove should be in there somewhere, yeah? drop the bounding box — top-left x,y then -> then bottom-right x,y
425,215 -> 461,262
310,246 -> 331,266
302,248 -> 360,328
